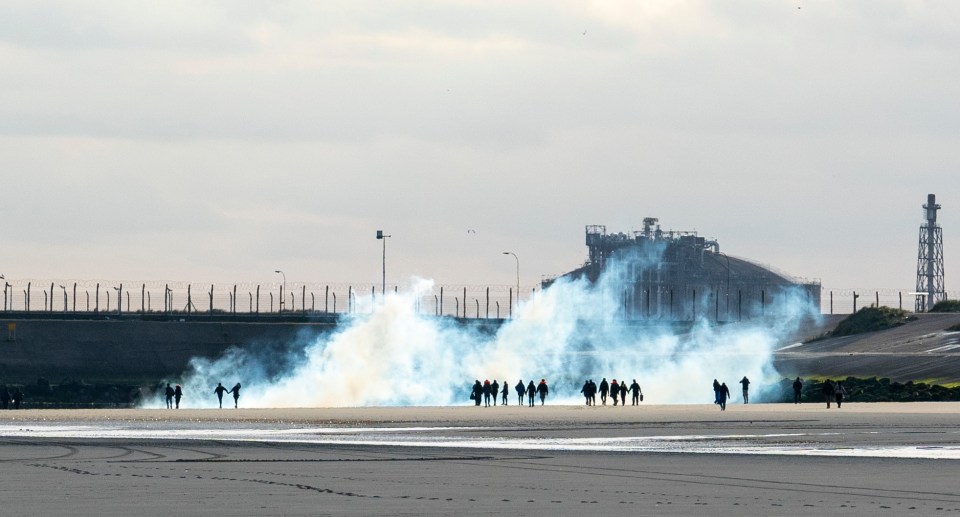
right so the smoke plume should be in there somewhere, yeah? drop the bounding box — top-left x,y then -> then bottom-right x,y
153,255 -> 820,408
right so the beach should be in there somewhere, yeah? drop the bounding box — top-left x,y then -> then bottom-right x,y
2,403 -> 959,515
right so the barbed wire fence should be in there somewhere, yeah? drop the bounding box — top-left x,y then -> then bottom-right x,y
0,280 -> 533,319
1,279 -> 957,318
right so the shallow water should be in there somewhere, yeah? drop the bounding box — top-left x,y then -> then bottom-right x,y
2,423 -> 959,460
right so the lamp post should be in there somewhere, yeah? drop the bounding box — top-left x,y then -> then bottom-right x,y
274,270 -> 285,313
376,230 -> 391,298
502,251 -> 519,311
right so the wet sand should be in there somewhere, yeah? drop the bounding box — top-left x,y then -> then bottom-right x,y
2,403 -> 960,516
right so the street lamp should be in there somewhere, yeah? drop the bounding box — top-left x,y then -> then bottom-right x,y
502,251 -> 519,309
274,270 -> 285,313
376,230 -> 391,298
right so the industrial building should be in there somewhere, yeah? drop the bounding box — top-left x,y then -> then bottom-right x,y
545,217 -> 821,321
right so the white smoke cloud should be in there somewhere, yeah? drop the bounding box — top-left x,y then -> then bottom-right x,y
153,256 -> 820,408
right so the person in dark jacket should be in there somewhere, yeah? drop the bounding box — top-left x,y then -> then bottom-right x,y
713,379 -> 721,405
165,383 -> 175,409
580,380 -> 591,405
629,380 -> 642,405
599,378 -> 609,405
482,380 -> 492,407
526,381 -> 536,407
793,377 -> 803,404
610,379 -> 619,406
536,379 -> 549,406
822,379 -> 835,408
515,380 -> 525,406
501,381 -> 509,406
174,384 -> 183,408
588,380 -> 597,405
619,381 -> 627,406
472,380 -> 483,406
228,383 -> 241,408
214,382 -> 227,408
491,380 -> 500,406
835,381 -> 847,409
718,382 -> 731,411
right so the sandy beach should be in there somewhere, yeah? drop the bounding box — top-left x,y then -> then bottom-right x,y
2,403 -> 959,516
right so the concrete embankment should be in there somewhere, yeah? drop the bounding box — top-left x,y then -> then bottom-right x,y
0,316 -> 337,384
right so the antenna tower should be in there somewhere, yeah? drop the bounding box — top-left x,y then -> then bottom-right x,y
915,193 -> 945,312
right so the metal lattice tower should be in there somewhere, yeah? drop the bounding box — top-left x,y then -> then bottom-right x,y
915,193 -> 945,312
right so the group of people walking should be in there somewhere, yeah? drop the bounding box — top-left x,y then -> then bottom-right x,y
712,376 -> 752,411
471,379 -> 549,407
0,386 -> 23,409
580,378 -> 643,406
163,382 -> 242,408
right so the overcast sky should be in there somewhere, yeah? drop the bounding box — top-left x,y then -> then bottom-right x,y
1,1 -> 957,292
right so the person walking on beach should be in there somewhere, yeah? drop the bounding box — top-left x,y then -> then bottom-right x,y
472,380 -> 483,406
599,378 -> 609,405
214,382 -> 227,408
580,380 -> 592,405
536,379 -> 549,406
165,383 -> 175,409
739,376 -> 750,404
793,377 -> 803,404
501,381 -> 509,406
718,382 -> 731,411
835,380 -> 847,408
482,379 -> 492,407
526,380 -> 536,407
822,379 -> 835,408
174,384 -> 183,408
619,381 -> 627,406
491,380 -> 500,406
589,380 -> 597,405
629,379 -> 642,405
0,386 -> 9,410
610,379 -> 619,406
228,382 -> 241,408
713,379 -> 721,405
515,380 -> 525,406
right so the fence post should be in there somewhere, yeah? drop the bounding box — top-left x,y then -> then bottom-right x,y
853,291 -> 859,313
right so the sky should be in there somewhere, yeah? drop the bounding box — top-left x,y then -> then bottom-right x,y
1,1 -> 958,294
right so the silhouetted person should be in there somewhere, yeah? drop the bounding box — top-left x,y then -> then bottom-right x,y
214,382 -> 227,408
739,376 -> 750,404
482,379 -> 492,407
822,379 -> 835,408
793,377 -> 803,404
491,380 -> 500,406
472,380 -> 483,406
581,380 -> 591,405
0,386 -> 9,410
713,379 -> 721,405
164,383 -> 175,409
718,382 -> 731,411
835,381 -> 847,408
174,384 -> 183,409
526,381 -> 536,407
12,388 -> 23,409
228,382 -> 241,408
599,378 -> 609,405
515,380 -> 525,405
536,379 -> 549,406
619,381 -> 627,406
629,379 -> 642,405
610,379 -> 619,406
589,380 -> 597,405
501,381 -> 509,405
